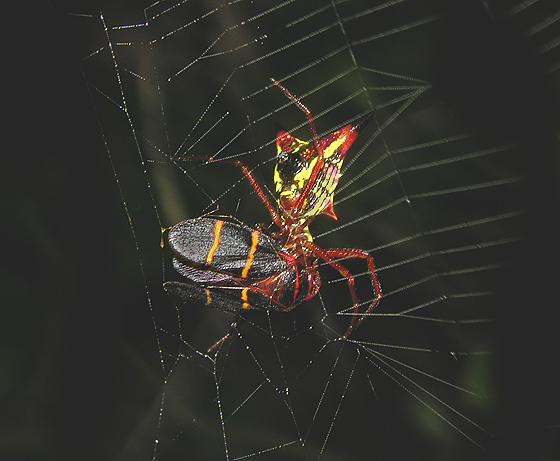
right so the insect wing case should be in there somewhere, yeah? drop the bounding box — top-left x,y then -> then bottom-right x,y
169,218 -> 287,280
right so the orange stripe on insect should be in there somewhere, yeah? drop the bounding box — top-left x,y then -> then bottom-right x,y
241,231 -> 260,278
241,287 -> 250,310
205,288 -> 212,305
206,220 -> 224,265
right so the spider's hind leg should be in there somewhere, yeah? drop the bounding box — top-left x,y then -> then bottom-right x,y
304,241 -> 382,337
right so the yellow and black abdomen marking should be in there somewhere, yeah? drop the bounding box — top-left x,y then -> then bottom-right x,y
273,115 -> 372,224
273,126 -> 355,223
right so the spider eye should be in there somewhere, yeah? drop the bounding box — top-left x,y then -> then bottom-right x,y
277,149 -> 303,180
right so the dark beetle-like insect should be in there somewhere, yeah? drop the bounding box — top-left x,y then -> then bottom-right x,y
165,217 -> 317,313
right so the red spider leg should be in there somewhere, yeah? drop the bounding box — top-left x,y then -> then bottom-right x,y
271,78 -> 320,150
180,156 -> 283,227
305,241 -> 382,337
270,79 -> 325,220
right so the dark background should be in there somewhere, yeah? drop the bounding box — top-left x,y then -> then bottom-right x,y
2,1 -> 559,460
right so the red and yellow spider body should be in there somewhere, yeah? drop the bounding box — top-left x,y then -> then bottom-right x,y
274,114 -> 373,239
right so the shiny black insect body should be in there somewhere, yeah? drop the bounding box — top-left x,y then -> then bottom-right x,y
164,217 -> 318,313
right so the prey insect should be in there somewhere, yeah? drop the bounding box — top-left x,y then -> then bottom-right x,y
164,79 -> 381,339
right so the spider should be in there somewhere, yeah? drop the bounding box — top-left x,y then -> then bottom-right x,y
164,79 -> 381,339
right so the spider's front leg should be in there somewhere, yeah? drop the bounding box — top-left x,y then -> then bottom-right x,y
305,241 -> 382,337
270,79 -> 325,219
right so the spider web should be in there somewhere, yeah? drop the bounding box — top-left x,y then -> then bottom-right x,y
13,0 -> 559,460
